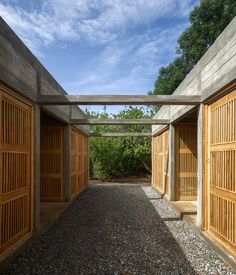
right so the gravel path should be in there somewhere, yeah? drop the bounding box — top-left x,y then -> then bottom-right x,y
1,185 -> 235,275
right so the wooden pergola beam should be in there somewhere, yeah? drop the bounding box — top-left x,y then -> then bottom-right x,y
70,119 -> 170,125
89,132 -> 152,137
38,95 -> 201,105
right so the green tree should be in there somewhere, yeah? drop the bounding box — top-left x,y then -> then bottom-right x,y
152,0 -> 236,96
87,107 -> 152,180
177,0 -> 236,66
151,56 -> 191,95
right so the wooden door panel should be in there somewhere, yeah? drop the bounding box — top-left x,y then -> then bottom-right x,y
0,88 -> 33,253
152,130 -> 169,195
40,125 -> 64,201
175,125 -> 197,201
207,90 -> 236,256
71,129 -> 88,197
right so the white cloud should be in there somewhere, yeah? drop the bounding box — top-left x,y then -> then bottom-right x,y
0,0 -> 198,114
0,0 -> 197,53
66,23 -> 187,95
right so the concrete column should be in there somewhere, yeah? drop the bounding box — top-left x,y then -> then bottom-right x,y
169,124 -> 175,201
197,104 -> 204,228
34,104 -> 41,230
64,124 -> 71,202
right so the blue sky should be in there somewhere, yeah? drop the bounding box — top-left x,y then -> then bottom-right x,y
0,0 -> 199,114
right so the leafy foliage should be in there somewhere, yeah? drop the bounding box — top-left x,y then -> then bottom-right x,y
151,0 -> 236,96
87,0 -> 236,180
151,57 -> 191,96
88,107 -> 153,180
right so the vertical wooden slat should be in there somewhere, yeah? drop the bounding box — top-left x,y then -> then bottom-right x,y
206,89 -> 236,258
71,128 -> 89,197
152,130 -> 169,196
40,125 -> 64,201
0,86 -> 33,253
175,125 -> 197,201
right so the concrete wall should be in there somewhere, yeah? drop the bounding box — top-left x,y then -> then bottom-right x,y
152,16 -> 236,135
0,17 -> 88,134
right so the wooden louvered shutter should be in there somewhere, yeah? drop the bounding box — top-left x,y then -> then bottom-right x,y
152,130 -> 169,196
0,89 -> 33,253
207,90 -> 236,256
83,136 -> 88,189
71,129 -> 78,196
40,125 -> 64,201
175,125 -> 197,201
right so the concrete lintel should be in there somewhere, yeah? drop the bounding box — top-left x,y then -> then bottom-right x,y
71,119 -> 170,125
90,132 -> 152,137
38,95 -> 202,105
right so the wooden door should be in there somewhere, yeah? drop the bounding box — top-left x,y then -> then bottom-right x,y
77,132 -> 83,193
83,136 -> 88,188
71,129 -> 78,196
152,136 -> 157,188
153,135 -> 163,192
71,129 -> 89,197
0,88 -> 33,253
152,130 -> 169,195
206,90 -> 236,256
175,125 -> 197,201
163,131 -> 169,196
40,125 -> 64,201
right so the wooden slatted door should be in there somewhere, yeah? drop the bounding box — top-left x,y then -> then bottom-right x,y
152,135 -> 162,192
77,132 -> 83,193
157,135 -> 164,192
163,131 -> 169,196
175,125 -> 197,201
71,129 -> 78,196
40,125 -> 64,201
152,130 -> 169,195
206,90 -> 236,257
0,89 -> 33,253
83,136 -> 89,189
70,129 -> 89,197
152,137 -> 157,189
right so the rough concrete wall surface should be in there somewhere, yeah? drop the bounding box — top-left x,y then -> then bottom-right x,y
153,16 -> 236,135
0,17 -> 88,134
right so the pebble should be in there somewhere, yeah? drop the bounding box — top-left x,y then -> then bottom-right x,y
1,185 -> 235,274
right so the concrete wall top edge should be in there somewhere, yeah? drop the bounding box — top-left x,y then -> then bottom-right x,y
152,16 -> 236,133
0,17 -> 87,130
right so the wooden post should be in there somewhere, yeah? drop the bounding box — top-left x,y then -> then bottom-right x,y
151,137 -> 154,187
34,104 -> 41,230
169,124 -> 175,201
197,104 -> 204,228
64,124 -> 71,202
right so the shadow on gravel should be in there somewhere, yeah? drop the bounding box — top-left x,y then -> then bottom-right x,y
1,185 -> 197,274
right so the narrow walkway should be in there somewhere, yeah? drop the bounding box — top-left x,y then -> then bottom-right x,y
2,185 -> 235,274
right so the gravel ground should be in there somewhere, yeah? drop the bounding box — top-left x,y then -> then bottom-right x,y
1,185 -> 235,275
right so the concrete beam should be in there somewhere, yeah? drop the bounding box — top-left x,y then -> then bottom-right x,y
90,132 -> 152,137
38,95 -> 201,105
71,119 -> 170,125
